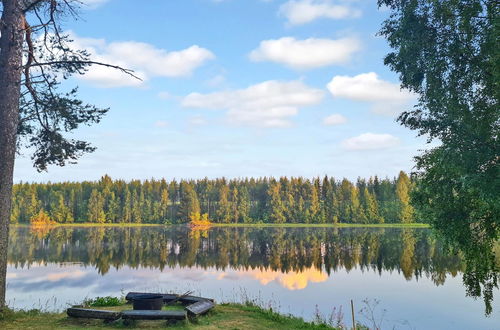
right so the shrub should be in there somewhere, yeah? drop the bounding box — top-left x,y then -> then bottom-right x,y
83,296 -> 123,307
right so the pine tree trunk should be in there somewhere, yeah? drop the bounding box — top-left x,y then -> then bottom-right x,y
0,0 -> 24,309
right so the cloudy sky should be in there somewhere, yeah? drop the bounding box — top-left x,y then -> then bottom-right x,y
14,0 -> 426,183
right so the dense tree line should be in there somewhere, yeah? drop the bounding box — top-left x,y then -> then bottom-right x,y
10,171 -> 416,224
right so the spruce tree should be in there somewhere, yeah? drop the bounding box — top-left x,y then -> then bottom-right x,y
178,183 -> 200,222
87,189 -> 106,223
267,180 -> 286,223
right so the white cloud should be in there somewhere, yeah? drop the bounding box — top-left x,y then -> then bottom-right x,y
279,0 -> 361,25
341,133 -> 400,150
70,34 -> 215,88
182,80 -> 324,127
323,113 -> 347,126
327,72 -> 416,115
249,37 -> 360,70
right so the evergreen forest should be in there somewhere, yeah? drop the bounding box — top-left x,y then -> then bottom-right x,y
10,171 -> 416,225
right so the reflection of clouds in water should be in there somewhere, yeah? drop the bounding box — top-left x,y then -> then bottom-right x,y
91,267 -> 210,292
7,264 -> 219,297
46,270 -> 86,281
218,267 -> 328,290
7,268 -> 99,292
7,261 -> 325,299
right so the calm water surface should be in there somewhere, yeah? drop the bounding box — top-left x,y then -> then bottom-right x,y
6,226 -> 499,329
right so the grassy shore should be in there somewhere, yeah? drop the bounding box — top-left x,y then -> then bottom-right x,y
0,303 -> 340,329
11,222 -> 430,228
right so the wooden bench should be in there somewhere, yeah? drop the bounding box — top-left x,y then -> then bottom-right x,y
125,292 -> 179,303
185,300 -> 215,316
126,292 -> 214,306
67,308 -> 121,321
121,310 -> 187,325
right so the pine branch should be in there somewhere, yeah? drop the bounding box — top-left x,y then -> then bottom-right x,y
26,61 -> 143,80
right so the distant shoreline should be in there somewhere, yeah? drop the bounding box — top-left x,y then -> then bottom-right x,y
11,222 -> 430,228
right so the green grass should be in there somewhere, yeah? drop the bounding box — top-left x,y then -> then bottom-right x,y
0,303 -> 339,329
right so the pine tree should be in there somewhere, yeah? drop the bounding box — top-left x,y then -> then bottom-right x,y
106,192 -> 119,223
230,187 -> 239,223
87,189 -> 106,223
216,185 -> 231,223
131,190 -> 142,223
267,180 -> 286,223
26,188 -> 40,221
307,181 -> 321,223
361,187 -> 383,224
237,186 -> 251,223
159,188 -> 169,222
51,192 -> 73,223
122,188 -> 132,223
178,183 -> 200,222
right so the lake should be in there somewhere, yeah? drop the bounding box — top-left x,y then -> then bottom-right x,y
6,225 -> 499,329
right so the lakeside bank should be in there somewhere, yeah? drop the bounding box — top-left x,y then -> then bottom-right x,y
0,303 -> 344,330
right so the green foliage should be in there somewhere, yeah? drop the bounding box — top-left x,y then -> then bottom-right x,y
16,32 -> 109,171
267,180 -> 287,224
0,307 -> 15,321
395,171 -> 414,223
11,173 -> 415,225
82,296 -> 123,307
215,185 -> 232,223
178,182 -> 201,222
87,189 -> 106,223
379,0 -> 499,314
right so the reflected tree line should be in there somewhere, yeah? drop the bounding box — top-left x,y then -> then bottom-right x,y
10,172 -> 416,224
7,226 -> 468,287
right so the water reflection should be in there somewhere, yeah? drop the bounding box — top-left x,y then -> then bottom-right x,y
8,226 -> 464,285
6,226 -> 499,329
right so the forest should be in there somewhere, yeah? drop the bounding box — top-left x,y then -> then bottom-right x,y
10,171 -> 416,225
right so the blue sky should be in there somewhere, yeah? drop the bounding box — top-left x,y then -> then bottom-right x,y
14,0 -> 427,183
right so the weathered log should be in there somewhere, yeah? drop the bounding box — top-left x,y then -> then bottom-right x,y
125,292 -> 178,303
66,308 -> 121,320
185,300 -> 215,316
121,310 -> 187,320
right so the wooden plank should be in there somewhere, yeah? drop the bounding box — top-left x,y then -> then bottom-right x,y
185,300 -> 215,316
121,310 -> 187,320
66,308 -> 121,320
179,295 -> 215,305
125,292 -> 178,303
